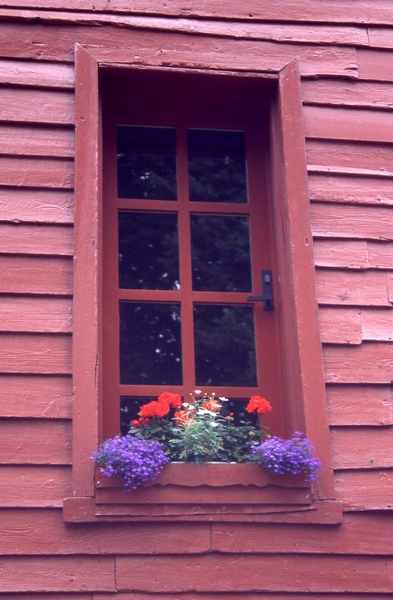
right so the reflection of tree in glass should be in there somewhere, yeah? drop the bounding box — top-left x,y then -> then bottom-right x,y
188,129 -> 247,203
119,211 -> 179,290
194,304 -> 257,387
191,214 -> 252,292
120,302 -> 182,385
117,126 -> 177,200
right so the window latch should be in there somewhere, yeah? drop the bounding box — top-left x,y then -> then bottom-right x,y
247,270 -> 274,312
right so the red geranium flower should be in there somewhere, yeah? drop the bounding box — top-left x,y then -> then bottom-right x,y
245,396 -> 272,415
139,400 -> 170,419
158,391 -> 182,409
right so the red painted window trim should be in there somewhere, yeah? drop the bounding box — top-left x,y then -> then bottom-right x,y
66,43 -> 342,523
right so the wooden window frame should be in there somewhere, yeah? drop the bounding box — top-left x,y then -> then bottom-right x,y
64,43 -> 342,524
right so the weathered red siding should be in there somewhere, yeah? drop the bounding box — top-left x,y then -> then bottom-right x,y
0,1 -> 392,596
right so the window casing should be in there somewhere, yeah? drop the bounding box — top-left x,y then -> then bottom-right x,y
65,44 -> 342,523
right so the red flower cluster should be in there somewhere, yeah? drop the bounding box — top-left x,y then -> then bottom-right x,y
131,417 -> 151,428
158,392 -> 182,409
174,410 -> 190,426
245,396 -> 272,415
137,391 -> 183,420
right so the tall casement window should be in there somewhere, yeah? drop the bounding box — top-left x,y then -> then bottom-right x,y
67,45 -> 340,524
101,71 -> 284,440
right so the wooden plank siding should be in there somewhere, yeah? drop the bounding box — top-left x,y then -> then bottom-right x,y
0,3 -> 392,598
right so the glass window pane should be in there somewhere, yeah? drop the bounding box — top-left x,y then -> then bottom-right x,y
120,302 -> 182,385
119,211 -> 180,290
194,304 -> 257,387
191,214 -> 252,292
188,129 -> 247,203
120,396 -> 151,435
117,126 -> 177,200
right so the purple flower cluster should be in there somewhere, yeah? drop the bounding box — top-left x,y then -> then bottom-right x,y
249,432 -> 322,482
92,434 -> 169,491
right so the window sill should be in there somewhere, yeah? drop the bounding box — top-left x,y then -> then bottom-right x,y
63,463 -> 343,523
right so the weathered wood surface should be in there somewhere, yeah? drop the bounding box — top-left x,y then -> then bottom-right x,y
311,202 -> 393,240
0,157 -> 73,188
0,375 -> 72,418
0,509 -> 391,555
0,256 -> 72,294
0,420 -> 71,464
0,334 -> 72,374
323,343 -> 393,384
0,59 -> 74,88
326,385 -> 393,426
0,23 -> 358,78
320,307 -> 393,344
0,10 -> 371,47
115,554 -> 393,593
330,427 -> 393,469
302,79 -> 393,109
304,105 -> 393,143
0,465 -> 71,507
307,140 -> 393,173
309,173 -> 393,204
358,48 -> 393,82
0,125 -> 74,157
0,223 -> 73,255
335,469 -> 393,510
0,87 -> 74,125
0,556 -> 115,593
313,239 -> 368,269
0,297 -> 72,333
1,0 -> 393,25
0,189 -> 74,224
316,270 -> 390,306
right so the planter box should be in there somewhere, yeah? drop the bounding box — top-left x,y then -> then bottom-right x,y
94,462 -> 316,520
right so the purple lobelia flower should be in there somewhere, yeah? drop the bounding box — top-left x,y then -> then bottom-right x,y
92,434 -> 169,491
249,432 -> 322,482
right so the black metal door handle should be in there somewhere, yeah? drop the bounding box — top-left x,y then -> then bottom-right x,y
247,269 -> 274,311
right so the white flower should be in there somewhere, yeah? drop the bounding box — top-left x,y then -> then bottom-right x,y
194,390 -> 202,395
219,396 -> 228,402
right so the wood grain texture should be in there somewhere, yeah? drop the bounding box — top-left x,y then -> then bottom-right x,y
0,10 -> 370,47
361,308 -> 393,341
0,465 -> 71,507
97,594 -> 393,600
0,22 -> 357,78
302,78 -> 393,109
304,105 -> 393,143
335,469 -> 393,510
369,27 -> 393,50
0,420 -> 71,464
211,512 -> 393,554
0,374 -> 72,418
358,48 -> 393,81
330,427 -> 393,469
319,307 -> 362,344
0,333 -> 72,374
0,125 -> 74,157
326,384 -> 393,426
0,256 -> 72,294
0,297 -> 72,333
0,59 -> 74,88
307,140 -> 393,173
0,87 -> 74,125
0,223 -> 73,255
0,556 -> 115,593
0,157 -> 73,189
309,173 -> 393,205
311,203 -> 393,240
367,241 -> 393,268
323,343 -> 393,384
313,239 -> 368,269
0,509 -> 211,555
115,553 -> 393,593
0,0 -> 393,25
316,270 -> 390,307
0,188 -> 74,224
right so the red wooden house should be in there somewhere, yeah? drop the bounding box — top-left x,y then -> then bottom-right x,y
0,1 -> 392,597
